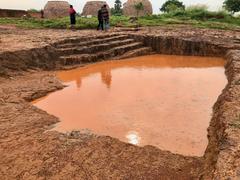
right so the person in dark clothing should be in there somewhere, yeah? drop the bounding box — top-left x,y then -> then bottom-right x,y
97,9 -> 103,30
69,5 -> 76,27
101,5 -> 109,31
40,9 -> 44,18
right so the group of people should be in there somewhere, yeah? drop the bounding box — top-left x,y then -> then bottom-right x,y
69,5 -> 110,31
97,5 -> 110,31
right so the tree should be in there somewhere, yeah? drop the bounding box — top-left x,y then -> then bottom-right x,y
111,0 -> 123,16
160,0 -> 185,13
134,2 -> 144,17
223,0 -> 240,14
27,9 -> 40,12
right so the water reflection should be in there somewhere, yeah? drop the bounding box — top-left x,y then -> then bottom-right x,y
100,69 -> 112,89
57,54 -> 225,89
126,131 -> 141,145
76,77 -> 82,89
33,55 -> 226,156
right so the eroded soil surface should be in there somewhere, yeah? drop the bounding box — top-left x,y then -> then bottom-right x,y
0,25 -> 240,179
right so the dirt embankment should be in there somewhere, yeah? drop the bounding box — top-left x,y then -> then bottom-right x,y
128,29 -> 240,179
0,25 -> 240,179
129,28 -> 240,57
203,50 -> 240,179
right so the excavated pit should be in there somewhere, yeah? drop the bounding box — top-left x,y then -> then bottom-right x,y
33,54 -> 226,157
1,27 -> 240,179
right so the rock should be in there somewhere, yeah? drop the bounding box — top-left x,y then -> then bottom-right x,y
44,1 -> 70,19
123,0 -> 153,17
82,1 -> 110,16
129,16 -> 138,23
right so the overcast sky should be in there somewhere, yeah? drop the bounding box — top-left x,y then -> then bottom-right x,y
0,0 -> 225,14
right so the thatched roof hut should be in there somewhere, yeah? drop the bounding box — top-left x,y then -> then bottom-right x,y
123,0 -> 152,16
82,1 -> 110,16
44,1 -> 70,19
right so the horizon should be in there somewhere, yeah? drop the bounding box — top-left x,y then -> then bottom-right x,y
0,0 -> 224,14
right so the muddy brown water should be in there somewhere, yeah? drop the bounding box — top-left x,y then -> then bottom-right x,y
33,55 -> 226,156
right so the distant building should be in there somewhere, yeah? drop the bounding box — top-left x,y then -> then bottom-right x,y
0,9 -> 28,18
0,8 -> 44,19
44,1 -> 70,19
123,0 -> 153,17
82,1 -> 110,16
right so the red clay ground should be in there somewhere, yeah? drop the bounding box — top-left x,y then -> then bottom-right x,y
0,25 -> 240,179
0,72 -> 204,179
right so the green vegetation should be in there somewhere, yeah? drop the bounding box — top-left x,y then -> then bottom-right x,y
160,0 -> 185,13
134,2 -> 144,17
223,0 -> 240,14
0,0 -> 240,30
111,0 -> 123,16
0,16 -> 132,29
142,7 -> 240,29
0,7 -> 240,30
27,9 -> 40,13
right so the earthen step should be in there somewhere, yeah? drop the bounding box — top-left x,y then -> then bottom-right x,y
54,34 -> 125,47
114,47 -> 153,60
90,42 -> 144,61
59,42 -> 144,65
106,42 -> 144,57
57,39 -> 135,56
56,35 -> 129,49
60,54 -> 91,65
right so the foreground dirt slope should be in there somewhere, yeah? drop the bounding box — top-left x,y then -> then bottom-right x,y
0,73 -> 202,179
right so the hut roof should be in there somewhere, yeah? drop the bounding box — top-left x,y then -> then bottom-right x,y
44,1 -> 70,19
123,0 -> 153,17
82,1 -> 110,16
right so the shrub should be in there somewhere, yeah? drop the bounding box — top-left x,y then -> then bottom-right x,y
223,0 -> 240,14
111,0 -> 123,16
185,5 -> 230,20
160,0 -> 185,13
134,2 -> 144,17
186,4 -> 208,11
27,9 -> 40,13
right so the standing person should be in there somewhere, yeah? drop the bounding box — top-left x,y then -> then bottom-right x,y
69,5 -> 76,28
40,9 -> 44,19
97,8 -> 103,30
101,5 -> 109,31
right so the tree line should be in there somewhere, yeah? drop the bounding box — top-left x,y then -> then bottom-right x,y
110,0 -> 240,16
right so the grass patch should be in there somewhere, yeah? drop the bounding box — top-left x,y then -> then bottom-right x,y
0,11 -> 240,30
137,9 -> 240,29
0,16 -> 134,29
